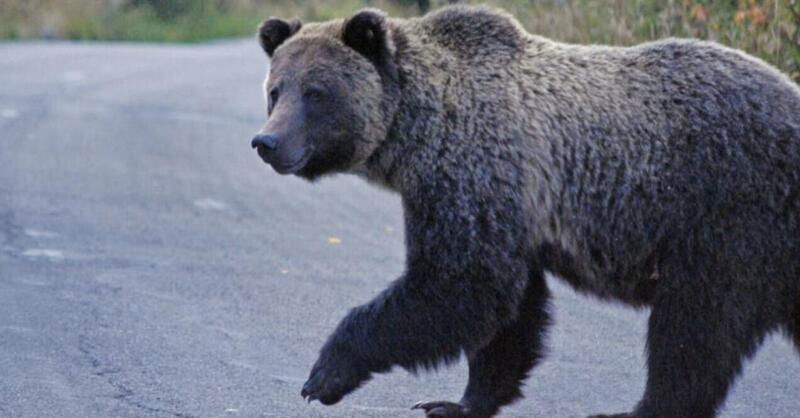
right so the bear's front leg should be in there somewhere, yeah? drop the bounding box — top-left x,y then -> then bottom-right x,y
301,260 -> 527,407
412,269 -> 551,418
302,174 -> 531,410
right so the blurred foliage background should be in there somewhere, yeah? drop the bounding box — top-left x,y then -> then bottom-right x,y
1,0 -> 798,81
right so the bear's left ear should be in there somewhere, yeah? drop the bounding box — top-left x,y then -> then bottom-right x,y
343,9 -> 399,82
258,17 -> 302,57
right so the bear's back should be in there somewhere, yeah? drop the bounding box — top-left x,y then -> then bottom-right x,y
417,6 -> 528,60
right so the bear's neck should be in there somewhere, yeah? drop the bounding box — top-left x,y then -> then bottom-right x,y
363,21 -> 556,195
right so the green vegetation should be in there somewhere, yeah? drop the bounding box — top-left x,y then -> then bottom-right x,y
0,1 -> 419,42
1,0 -> 798,81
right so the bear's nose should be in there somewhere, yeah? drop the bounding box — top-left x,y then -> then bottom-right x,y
251,134 -> 279,150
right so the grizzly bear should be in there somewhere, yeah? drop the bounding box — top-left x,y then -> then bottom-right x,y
250,5 -> 800,418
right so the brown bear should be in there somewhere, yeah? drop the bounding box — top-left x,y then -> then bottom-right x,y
250,5 -> 800,418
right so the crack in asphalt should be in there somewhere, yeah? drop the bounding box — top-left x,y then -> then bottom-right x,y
77,336 -> 195,418
110,383 -> 195,418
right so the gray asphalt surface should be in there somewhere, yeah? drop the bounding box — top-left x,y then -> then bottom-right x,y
0,40 -> 798,418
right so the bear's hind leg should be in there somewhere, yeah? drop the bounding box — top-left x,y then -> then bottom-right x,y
413,270 -> 551,418
593,272 -> 770,418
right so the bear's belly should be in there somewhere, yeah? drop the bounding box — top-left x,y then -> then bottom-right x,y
538,243 -> 657,307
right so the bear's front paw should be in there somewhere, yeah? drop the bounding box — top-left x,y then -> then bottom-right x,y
412,401 -> 469,417
301,347 -> 370,405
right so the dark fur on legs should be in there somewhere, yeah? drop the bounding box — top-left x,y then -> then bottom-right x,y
462,269 -> 551,417
591,260 -> 774,418
413,269 -> 551,417
301,173 -> 533,405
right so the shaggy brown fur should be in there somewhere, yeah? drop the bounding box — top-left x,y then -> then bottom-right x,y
251,5 -> 800,418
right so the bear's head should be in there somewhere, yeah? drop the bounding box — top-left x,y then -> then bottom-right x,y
251,9 -> 400,181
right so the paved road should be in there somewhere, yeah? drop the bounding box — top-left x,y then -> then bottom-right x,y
0,40 -> 798,418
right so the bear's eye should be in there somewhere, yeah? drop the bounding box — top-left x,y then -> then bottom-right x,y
269,89 -> 279,112
303,87 -> 327,102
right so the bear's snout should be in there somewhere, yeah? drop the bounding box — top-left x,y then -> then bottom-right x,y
250,131 -> 310,175
251,133 -> 281,166
251,133 -> 279,151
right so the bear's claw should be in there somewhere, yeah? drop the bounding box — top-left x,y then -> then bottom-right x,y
301,366 -> 347,405
412,400 -> 468,417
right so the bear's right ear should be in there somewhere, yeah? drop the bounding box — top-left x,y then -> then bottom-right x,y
257,18 -> 302,57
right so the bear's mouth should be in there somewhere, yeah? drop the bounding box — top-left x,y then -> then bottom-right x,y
271,150 -> 312,175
